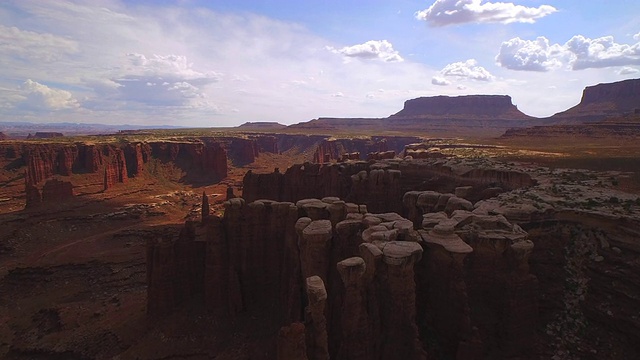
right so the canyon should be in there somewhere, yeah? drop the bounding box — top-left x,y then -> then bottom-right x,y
1,78 -> 640,359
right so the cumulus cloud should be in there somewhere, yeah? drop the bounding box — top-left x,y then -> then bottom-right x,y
618,67 -> 638,75
496,36 -> 565,71
112,53 -> 221,106
565,35 -> 640,70
0,25 -> 79,62
634,32 -> 640,41
415,0 -> 557,26
331,92 -> 344,97
17,79 -> 79,111
328,40 -> 403,62
431,76 -> 451,86
496,35 -> 640,71
439,59 -> 494,81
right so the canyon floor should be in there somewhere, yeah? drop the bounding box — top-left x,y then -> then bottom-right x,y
1,128 -> 640,360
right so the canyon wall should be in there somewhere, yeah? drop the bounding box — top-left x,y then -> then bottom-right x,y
243,158 -> 534,214
147,190 -> 539,359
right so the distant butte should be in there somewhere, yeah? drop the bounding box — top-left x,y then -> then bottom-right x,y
547,78 -> 640,123
236,121 -> 287,130
290,94 -> 537,137
389,94 -> 532,120
290,78 -> 640,137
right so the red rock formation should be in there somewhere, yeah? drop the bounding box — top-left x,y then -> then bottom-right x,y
252,135 -> 279,153
378,241 -> 427,360
552,78 -> 640,122
391,95 -> 531,120
278,323 -> 308,360
228,138 -> 259,166
30,132 -> 64,138
41,178 -> 74,203
366,151 -> 395,161
149,140 -> 227,182
77,144 -> 102,173
146,221 -> 203,316
349,167 -> 402,213
56,146 -> 77,176
418,224 -> 475,358
339,152 -> 360,162
201,191 -> 209,224
297,219 -> 333,284
25,145 -> 56,185
124,142 -> 150,177
305,276 -> 329,360
313,140 -> 341,163
103,147 -> 128,191
0,132 -> 7,140
336,257 -> 369,360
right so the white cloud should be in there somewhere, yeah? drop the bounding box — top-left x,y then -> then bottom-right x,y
331,92 -> 344,97
111,53 -> 221,106
431,76 -> 451,86
457,85 -> 467,90
415,0 -> 557,27
328,40 -> 404,62
0,25 -> 79,62
618,67 -> 638,75
17,79 -> 79,111
496,35 -> 640,72
440,59 -> 494,81
496,36 -> 565,71
634,32 -> 640,41
123,53 -> 221,82
565,35 -> 640,70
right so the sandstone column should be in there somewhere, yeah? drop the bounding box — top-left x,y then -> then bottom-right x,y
305,276 -> 329,360
502,240 -> 538,355
278,322 -> 309,360
298,219 -> 333,283
419,222 -> 475,359
359,242 -> 383,357
379,241 -> 427,360
336,257 -> 369,360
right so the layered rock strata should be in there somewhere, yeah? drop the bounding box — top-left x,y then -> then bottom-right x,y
242,158 -> 534,211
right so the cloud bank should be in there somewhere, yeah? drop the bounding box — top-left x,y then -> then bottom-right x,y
497,35 -> 640,71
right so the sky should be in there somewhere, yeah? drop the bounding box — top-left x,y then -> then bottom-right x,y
0,0 -> 639,127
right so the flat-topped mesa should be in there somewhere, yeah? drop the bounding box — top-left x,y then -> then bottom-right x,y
390,95 -> 531,120
552,78 -> 640,122
29,132 -> 64,138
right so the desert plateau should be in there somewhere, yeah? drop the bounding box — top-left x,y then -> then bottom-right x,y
1,77 -> 640,360
3,1 -> 640,359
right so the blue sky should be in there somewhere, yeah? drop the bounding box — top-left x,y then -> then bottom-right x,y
0,0 -> 639,126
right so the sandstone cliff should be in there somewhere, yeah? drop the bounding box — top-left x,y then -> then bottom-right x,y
148,187 -> 541,359
551,78 -> 640,122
